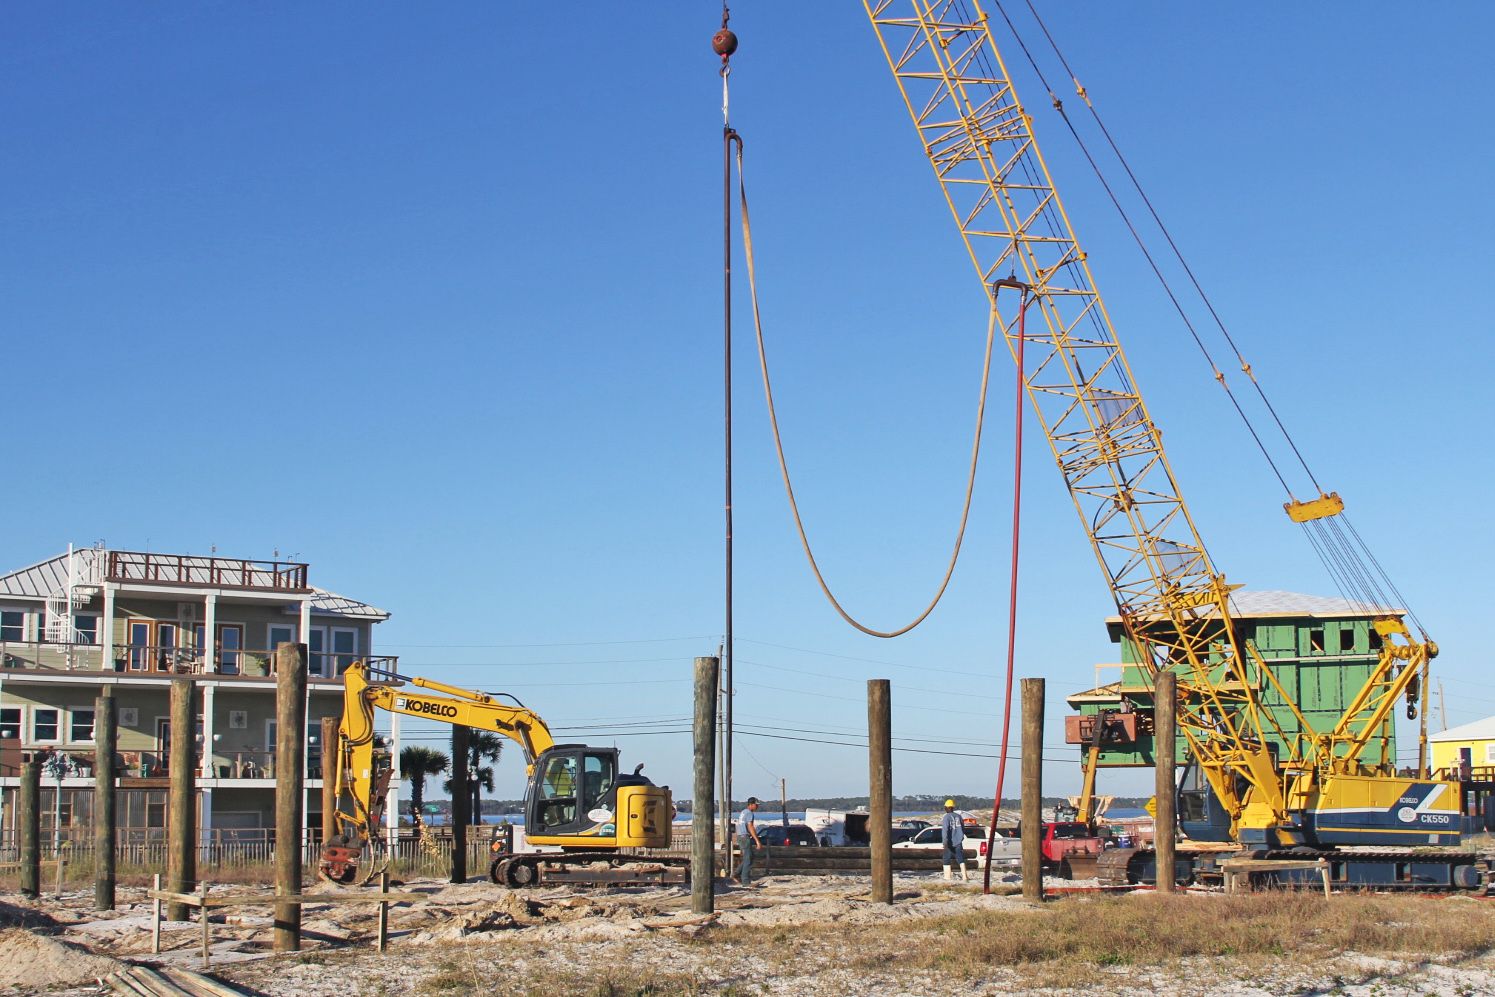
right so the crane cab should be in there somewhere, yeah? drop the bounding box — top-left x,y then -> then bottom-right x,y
524,744 -> 673,850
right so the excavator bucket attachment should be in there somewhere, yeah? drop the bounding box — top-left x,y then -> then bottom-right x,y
319,835 -> 360,885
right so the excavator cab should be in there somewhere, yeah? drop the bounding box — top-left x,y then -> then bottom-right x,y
524,745 -> 671,850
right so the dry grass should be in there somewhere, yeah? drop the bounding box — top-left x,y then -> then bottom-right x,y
416,943 -> 714,997
696,892 -> 1495,990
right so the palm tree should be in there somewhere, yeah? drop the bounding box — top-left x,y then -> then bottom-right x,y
444,732 -> 504,822
400,745 -> 449,821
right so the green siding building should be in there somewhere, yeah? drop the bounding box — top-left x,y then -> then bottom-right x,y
1065,590 -> 1401,769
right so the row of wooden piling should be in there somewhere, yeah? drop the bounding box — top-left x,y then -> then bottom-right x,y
688,659 -> 1181,913
13,644 -> 315,950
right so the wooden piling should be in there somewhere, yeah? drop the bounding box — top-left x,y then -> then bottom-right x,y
868,679 -> 892,904
1154,670 -> 1177,893
692,656 -> 719,915
320,716 -> 339,844
1021,677 -> 1044,903
18,759 -> 40,898
450,724 -> 469,883
167,679 -> 196,920
273,642 -> 307,952
94,687 -> 118,910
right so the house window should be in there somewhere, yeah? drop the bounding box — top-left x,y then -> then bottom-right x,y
332,627 -> 358,674
308,628 -> 326,677
1338,627 -> 1356,653
0,707 -> 20,739
0,611 -> 23,642
218,624 -> 243,674
73,615 -> 98,645
70,708 -> 96,743
127,621 -> 151,671
1307,628 -> 1325,653
34,707 -> 61,742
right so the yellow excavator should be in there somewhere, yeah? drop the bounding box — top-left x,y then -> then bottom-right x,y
320,660 -> 678,886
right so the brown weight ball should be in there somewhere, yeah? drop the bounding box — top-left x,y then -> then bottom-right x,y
712,28 -> 738,59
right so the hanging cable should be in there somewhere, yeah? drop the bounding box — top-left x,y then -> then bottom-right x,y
735,141 -> 1000,638
985,279 -> 1030,894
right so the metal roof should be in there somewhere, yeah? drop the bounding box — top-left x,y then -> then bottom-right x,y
1106,589 -> 1401,626
0,553 -> 72,599
0,549 -> 388,621
1429,716 -> 1495,743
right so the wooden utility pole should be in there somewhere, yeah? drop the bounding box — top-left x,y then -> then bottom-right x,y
868,679 -> 892,904
450,724 -> 469,883
691,656 -> 719,915
320,716 -> 339,843
94,687 -> 118,910
18,759 -> 40,898
273,642 -> 307,952
1154,670 -> 1177,893
167,679 -> 196,920
1020,677 -> 1044,903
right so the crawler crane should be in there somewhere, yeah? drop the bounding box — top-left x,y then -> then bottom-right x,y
321,660 -> 680,887
863,1 -> 1491,888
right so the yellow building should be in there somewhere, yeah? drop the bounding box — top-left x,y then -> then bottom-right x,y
1429,717 -> 1495,779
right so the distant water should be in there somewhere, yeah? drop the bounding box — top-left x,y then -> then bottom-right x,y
425,809 -> 941,828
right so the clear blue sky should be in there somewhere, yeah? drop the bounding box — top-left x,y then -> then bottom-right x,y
4,3 -> 1492,804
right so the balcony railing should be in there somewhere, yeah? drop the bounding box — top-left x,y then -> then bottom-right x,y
2,640 -> 394,679
106,551 -> 309,592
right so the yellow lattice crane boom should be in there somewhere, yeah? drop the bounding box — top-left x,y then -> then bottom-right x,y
861,1 -> 1458,868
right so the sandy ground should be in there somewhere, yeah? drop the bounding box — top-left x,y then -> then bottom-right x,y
3,870 -> 1494,996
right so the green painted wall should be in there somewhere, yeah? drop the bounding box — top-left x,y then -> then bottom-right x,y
1073,614 -> 1396,768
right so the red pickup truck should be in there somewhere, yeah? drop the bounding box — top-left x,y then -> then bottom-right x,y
1002,821 -> 1104,879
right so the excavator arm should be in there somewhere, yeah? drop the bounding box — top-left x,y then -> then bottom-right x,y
321,660 -> 556,883
320,660 -> 673,885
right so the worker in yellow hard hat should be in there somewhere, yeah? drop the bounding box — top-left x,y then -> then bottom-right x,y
941,798 -> 968,882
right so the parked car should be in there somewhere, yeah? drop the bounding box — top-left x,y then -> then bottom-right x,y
891,824 -> 988,858
757,823 -> 820,847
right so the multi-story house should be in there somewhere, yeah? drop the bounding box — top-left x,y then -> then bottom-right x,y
0,544 -> 397,852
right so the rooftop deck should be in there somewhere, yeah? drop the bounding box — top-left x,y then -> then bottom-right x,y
105,551 -> 308,592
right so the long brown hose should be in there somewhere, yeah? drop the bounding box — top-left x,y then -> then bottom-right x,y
736,142 -> 998,638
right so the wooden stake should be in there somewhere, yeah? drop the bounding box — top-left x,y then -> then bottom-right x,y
17,759 -> 38,898
167,680 -> 196,920
94,687 -> 118,910
151,873 -> 162,954
377,868 -> 391,953
1020,677 -> 1044,903
200,881 -> 211,966
1154,670 -> 1177,894
691,656 -> 719,915
450,724 -> 469,883
273,642 -> 307,952
868,679 -> 892,904
321,715 -> 339,844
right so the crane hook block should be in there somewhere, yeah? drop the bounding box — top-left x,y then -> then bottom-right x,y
1283,491 -> 1344,524
712,28 -> 738,60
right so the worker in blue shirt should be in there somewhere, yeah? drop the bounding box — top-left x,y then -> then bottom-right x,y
735,797 -> 762,886
941,798 -> 968,881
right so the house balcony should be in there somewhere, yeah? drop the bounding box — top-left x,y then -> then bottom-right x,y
1,640 -> 395,679
105,550 -> 308,593
0,745 -> 331,784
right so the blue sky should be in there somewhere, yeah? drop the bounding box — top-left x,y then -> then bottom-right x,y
3,3 -> 1492,803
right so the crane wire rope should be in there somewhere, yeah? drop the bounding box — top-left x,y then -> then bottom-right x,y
1018,0 -> 1324,497
985,0 -> 1423,627
733,139 -> 1001,638
984,0 -> 1294,499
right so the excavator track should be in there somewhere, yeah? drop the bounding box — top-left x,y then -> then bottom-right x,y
490,852 -> 687,888
1096,847 -> 1144,887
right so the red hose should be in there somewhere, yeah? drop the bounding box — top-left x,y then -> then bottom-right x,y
984,289 -> 1030,894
